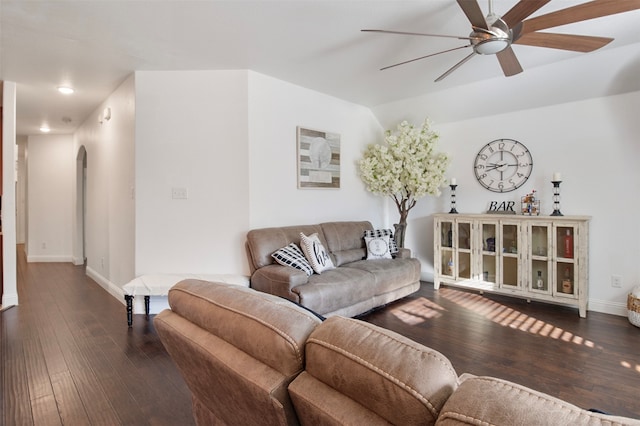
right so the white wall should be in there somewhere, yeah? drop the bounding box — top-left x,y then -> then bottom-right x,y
373,90 -> 640,315
247,71 -> 385,229
73,75 -> 136,298
135,70 -> 251,276
16,136 -> 27,244
2,81 -> 18,307
26,134 -> 74,262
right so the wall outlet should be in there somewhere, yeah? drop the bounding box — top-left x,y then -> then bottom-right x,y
171,187 -> 188,199
611,275 -> 622,288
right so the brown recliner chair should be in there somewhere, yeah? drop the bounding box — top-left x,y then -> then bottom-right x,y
154,279 -> 322,425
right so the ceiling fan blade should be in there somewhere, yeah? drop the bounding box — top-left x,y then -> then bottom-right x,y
495,47 -> 523,77
380,45 -> 472,71
435,52 -> 476,82
522,0 -> 640,33
511,22 -> 524,42
500,0 -> 551,28
456,0 -> 488,29
361,29 -> 476,41
515,32 -> 613,52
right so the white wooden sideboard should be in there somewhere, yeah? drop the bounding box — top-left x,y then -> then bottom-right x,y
433,213 -> 590,317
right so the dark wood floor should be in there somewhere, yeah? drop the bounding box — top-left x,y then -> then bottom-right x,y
361,286 -> 640,419
1,247 -> 195,426
2,246 -> 639,424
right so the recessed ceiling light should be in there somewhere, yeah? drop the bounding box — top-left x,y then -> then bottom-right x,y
57,86 -> 74,95
40,126 -> 51,133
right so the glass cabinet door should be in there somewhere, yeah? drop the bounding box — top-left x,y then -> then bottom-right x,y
500,223 -> 519,288
554,224 -> 577,298
480,221 -> 497,283
438,220 -> 454,278
457,221 -> 472,280
555,262 -> 576,297
556,225 -> 575,260
530,224 -> 551,294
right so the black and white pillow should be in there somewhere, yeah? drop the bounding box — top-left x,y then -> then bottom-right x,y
365,234 -> 392,259
271,243 -> 314,276
364,229 -> 399,255
300,233 -> 335,274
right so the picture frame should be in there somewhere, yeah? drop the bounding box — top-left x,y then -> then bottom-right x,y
297,126 -> 340,189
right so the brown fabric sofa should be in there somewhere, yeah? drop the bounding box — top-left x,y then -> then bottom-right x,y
245,221 -> 421,317
154,280 -> 640,426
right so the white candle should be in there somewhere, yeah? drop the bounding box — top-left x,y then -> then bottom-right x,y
450,178 -> 457,185
552,172 -> 561,181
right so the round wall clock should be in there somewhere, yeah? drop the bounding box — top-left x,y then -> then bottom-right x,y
473,139 -> 533,193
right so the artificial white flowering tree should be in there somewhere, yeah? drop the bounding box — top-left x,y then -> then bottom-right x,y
359,118 -> 450,248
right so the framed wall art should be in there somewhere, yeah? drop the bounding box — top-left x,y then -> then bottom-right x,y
297,126 -> 340,189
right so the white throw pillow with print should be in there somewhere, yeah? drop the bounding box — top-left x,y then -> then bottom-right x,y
300,232 -> 335,274
365,234 -> 392,259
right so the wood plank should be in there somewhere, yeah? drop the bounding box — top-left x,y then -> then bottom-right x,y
50,371 -> 91,425
2,308 -> 34,425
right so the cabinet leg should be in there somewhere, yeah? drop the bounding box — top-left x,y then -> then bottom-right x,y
434,281 -> 441,290
125,295 -> 133,328
579,303 -> 587,318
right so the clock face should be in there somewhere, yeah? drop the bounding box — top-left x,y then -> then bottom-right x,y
474,139 -> 533,193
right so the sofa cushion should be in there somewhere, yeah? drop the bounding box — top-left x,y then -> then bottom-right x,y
293,268 -> 376,315
271,243 -> 314,276
289,316 -> 459,425
345,257 -> 421,294
165,280 -> 322,375
436,375 -> 640,425
331,248 -> 366,265
321,221 -> 373,266
154,280 -> 323,426
300,232 -> 335,274
247,224 -> 326,270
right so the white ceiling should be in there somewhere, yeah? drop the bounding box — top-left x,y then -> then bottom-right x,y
1,0 -> 639,135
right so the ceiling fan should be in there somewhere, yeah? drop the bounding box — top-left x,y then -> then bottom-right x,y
362,0 -> 640,81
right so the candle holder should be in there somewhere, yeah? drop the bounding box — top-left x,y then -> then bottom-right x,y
550,181 -> 563,216
449,184 -> 458,214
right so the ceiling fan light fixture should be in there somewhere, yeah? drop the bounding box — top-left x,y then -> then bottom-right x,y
472,17 -> 511,55
474,38 -> 510,54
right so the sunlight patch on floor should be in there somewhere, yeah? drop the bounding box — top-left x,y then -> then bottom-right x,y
439,287 -> 597,348
620,360 -> 640,373
390,297 -> 445,325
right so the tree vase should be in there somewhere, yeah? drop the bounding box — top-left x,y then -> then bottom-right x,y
394,208 -> 409,248
394,222 -> 406,249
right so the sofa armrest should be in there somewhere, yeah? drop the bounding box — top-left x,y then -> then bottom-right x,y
250,264 -> 309,302
395,247 -> 412,259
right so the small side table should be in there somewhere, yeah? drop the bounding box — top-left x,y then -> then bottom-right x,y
122,274 -> 250,327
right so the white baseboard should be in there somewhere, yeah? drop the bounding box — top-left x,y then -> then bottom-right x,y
27,255 -> 74,263
2,292 -> 19,306
86,267 -> 169,315
86,266 -> 125,303
587,298 -> 628,317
